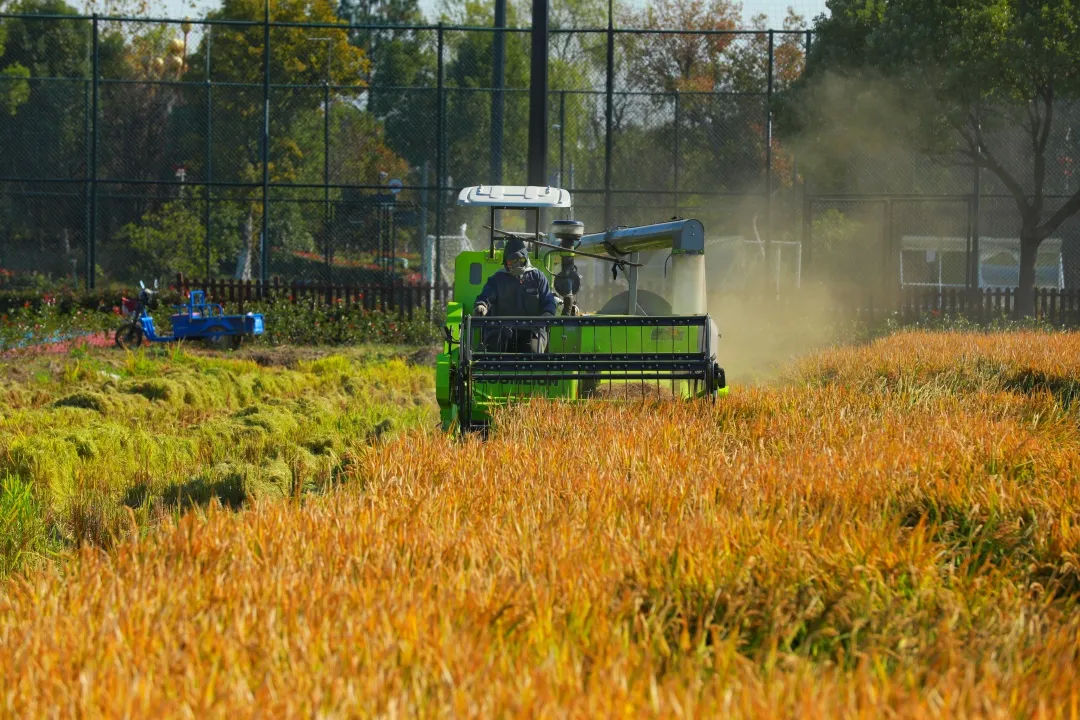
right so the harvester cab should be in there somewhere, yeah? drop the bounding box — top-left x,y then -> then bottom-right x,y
436,185 -> 727,432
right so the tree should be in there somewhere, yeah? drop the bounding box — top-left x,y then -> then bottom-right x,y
0,13 -> 30,116
617,0 -> 806,209
438,0 -> 531,186
792,0 -> 1080,315
183,0 -> 370,278
621,0 -> 739,95
0,0 -> 124,277
115,189 -> 232,281
338,0 -> 435,169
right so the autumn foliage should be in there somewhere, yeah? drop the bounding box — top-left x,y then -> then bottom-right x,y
3,331 -> 1080,715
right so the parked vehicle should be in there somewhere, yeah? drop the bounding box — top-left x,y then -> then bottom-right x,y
115,282 -> 264,349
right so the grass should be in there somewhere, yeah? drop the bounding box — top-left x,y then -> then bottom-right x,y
0,343 -> 435,576
2,330 -> 1080,715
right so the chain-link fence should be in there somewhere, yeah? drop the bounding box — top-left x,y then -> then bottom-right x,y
5,9 -> 1080,318
0,11 -> 809,292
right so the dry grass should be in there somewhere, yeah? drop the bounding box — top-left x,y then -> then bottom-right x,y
3,330 -> 1080,717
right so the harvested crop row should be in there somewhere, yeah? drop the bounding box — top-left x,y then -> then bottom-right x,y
2,331 -> 1080,716
0,346 -> 435,575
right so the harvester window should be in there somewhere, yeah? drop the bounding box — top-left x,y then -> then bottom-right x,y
469,262 -> 483,286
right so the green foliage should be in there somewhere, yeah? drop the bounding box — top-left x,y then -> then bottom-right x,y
0,63 -> 30,116
338,0 -> 436,169
186,0 -> 369,185
243,296 -> 442,346
0,287 -> 442,350
0,0 -> 125,278
807,207 -> 878,292
438,0 -> 532,184
0,299 -> 116,349
115,191 -> 233,281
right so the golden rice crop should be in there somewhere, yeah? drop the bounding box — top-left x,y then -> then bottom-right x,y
2,330 -> 1080,717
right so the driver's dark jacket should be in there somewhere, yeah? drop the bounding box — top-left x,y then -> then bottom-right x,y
475,267 -> 558,316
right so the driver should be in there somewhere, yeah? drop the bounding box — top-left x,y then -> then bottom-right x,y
473,236 -> 557,353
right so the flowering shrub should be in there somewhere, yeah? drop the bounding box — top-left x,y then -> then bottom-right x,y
0,301 -> 115,350
241,296 -> 441,346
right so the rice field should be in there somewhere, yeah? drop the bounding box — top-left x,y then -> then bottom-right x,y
3,331 -> 1080,716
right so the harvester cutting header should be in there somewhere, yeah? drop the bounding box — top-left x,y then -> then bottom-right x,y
436,185 -> 727,432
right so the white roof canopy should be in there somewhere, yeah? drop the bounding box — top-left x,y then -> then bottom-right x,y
456,185 -> 572,208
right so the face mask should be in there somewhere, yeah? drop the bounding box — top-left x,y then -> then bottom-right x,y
507,257 -> 529,277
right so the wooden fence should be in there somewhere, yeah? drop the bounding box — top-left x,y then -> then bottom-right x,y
175,274 -> 453,320
894,287 -> 1080,325
174,275 -> 1080,327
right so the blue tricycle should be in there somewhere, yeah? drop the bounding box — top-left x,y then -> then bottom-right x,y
115,282 -> 264,350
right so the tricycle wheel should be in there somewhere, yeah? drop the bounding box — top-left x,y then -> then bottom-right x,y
114,324 -> 143,349
202,325 -> 242,351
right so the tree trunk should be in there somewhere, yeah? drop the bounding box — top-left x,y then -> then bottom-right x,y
235,210 -> 254,281
1064,229 -> 1080,290
1016,226 -> 1041,317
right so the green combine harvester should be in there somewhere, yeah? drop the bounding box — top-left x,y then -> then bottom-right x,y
436,185 -> 728,432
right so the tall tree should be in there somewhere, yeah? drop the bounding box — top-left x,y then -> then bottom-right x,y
791,0 -> 1080,315
0,9 -> 31,116
438,0 -> 531,186
182,0 -> 369,278
337,0 -> 435,170
0,0 -> 124,275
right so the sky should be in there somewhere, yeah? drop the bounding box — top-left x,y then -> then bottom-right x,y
155,0 -> 830,28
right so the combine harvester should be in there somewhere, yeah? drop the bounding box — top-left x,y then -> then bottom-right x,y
437,185 -> 728,432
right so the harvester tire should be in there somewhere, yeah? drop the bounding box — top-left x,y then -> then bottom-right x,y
203,325 -> 242,351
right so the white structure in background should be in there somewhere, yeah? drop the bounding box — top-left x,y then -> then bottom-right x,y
900,235 -> 1064,290
422,224 -> 472,285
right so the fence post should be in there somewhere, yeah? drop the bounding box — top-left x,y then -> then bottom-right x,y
434,23 -> 445,288
87,14 -> 100,290
259,0 -> 271,292
765,29 -> 774,292
205,24 -> 213,281
669,89 -> 678,216
491,0 -> 505,185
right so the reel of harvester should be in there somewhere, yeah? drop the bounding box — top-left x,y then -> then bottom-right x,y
436,185 -> 728,434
